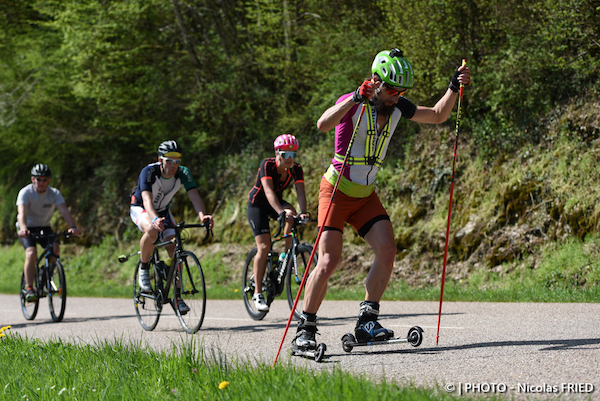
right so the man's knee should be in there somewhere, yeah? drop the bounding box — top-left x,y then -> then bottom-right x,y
256,242 -> 270,254
24,246 -> 37,259
142,228 -> 159,242
313,253 -> 340,281
377,239 -> 396,261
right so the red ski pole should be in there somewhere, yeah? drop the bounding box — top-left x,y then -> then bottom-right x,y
273,101 -> 368,366
436,59 -> 467,345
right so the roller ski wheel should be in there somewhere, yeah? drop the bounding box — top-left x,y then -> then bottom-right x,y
341,326 -> 424,353
407,326 -> 424,347
291,343 -> 327,362
341,333 -> 356,352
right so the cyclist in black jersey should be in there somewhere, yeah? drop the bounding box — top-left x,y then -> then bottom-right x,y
130,140 -> 214,311
246,134 -> 309,312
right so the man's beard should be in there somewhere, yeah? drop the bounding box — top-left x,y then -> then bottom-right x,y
372,96 -> 395,116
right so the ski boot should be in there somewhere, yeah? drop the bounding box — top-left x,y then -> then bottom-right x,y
290,313 -> 326,362
341,302 -> 423,353
354,301 -> 394,342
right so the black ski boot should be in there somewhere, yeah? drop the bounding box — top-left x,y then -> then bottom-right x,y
291,313 -> 318,352
355,301 -> 394,342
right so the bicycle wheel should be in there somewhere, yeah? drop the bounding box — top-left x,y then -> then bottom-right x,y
133,259 -> 161,331
48,260 -> 67,322
20,272 -> 39,320
242,248 -> 268,321
286,243 -> 317,320
174,251 -> 206,334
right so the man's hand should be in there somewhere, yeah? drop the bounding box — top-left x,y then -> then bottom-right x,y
151,216 -> 165,232
352,79 -> 376,103
17,228 -> 29,238
68,227 -> 81,236
449,64 -> 471,92
298,212 -> 310,224
199,212 -> 214,229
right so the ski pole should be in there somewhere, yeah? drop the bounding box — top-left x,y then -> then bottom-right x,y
273,100 -> 368,366
436,59 -> 467,345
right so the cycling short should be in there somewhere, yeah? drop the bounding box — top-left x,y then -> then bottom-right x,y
130,206 -> 176,240
247,201 -> 292,237
18,227 -> 53,250
318,177 -> 389,237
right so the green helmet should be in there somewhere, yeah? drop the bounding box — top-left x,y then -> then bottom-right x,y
371,48 -> 414,88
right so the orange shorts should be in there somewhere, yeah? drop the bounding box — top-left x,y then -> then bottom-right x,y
318,177 -> 389,237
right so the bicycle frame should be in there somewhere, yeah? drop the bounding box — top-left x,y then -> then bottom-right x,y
150,222 -> 207,303
270,224 -> 302,288
132,221 -> 209,333
37,244 -> 55,275
34,232 -> 69,295
242,216 -> 315,321
21,231 -> 70,322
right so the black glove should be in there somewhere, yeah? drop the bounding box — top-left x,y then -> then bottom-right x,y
448,69 -> 461,92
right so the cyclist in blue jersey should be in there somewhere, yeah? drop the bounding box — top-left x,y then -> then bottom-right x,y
130,140 -> 213,311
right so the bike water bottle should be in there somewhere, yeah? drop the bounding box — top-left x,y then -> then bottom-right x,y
278,252 -> 286,266
165,257 -> 172,267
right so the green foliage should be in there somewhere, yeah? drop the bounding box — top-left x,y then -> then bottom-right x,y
382,0 -> 600,158
0,0 -> 599,267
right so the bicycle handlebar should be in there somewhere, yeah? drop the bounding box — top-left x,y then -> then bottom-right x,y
31,230 -> 73,242
163,221 -> 213,244
273,214 -> 310,238
117,221 -> 212,263
274,212 -> 287,238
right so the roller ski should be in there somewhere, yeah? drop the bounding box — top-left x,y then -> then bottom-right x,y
342,325 -> 423,352
290,313 -> 327,362
341,301 -> 424,353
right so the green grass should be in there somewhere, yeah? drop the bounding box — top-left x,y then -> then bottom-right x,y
2,233 -> 600,303
0,332 -> 481,401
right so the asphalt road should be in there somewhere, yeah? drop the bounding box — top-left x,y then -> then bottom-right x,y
1,294 -> 599,399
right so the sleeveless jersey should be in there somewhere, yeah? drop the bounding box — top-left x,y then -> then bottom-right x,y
330,93 -> 416,186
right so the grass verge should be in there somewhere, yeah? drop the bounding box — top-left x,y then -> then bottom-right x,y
1,233 -> 599,303
0,332 -> 483,401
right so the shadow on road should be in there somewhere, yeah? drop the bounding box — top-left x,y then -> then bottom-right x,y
327,337 -> 600,357
9,314 -> 137,329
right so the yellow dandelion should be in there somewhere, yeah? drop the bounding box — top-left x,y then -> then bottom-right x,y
218,381 -> 229,390
0,333 -> 5,339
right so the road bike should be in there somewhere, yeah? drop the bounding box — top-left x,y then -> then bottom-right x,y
119,222 -> 211,334
242,215 -> 317,320
20,231 -> 71,322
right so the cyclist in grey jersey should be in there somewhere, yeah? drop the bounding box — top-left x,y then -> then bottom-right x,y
130,140 -> 214,310
16,164 -> 81,302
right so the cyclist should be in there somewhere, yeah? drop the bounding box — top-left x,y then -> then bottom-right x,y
130,140 -> 214,313
16,164 -> 81,302
247,134 -> 309,312
293,49 -> 471,353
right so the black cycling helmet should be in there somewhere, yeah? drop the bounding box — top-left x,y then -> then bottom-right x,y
158,140 -> 182,157
31,163 -> 52,177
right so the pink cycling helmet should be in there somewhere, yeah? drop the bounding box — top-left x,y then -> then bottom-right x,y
274,134 -> 299,151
